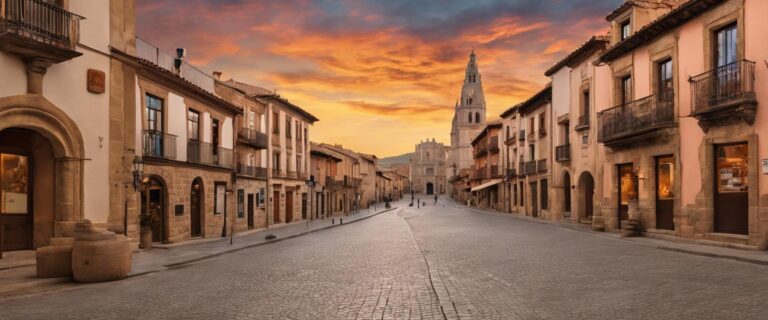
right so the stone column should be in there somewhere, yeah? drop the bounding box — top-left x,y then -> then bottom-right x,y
54,157 -> 79,237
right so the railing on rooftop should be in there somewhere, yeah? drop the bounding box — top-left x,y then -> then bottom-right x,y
135,37 -> 216,94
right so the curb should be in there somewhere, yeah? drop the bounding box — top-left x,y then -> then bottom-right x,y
128,207 -> 400,277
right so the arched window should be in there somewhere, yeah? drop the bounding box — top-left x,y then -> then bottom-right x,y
468,98 -> 473,105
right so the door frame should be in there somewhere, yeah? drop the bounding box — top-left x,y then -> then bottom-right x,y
0,148 -> 34,250
617,163 -> 635,229
190,177 -> 203,237
655,155 -> 675,230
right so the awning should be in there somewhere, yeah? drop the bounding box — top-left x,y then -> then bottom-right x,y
470,179 -> 502,192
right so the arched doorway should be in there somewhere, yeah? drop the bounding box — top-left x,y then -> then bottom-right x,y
0,96 -> 85,250
426,182 -> 434,195
0,129 -> 55,250
578,172 -> 595,221
141,176 -> 166,243
563,172 -> 571,218
190,177 -> 203,237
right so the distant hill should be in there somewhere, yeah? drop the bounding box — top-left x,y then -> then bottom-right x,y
378,152 -> 413,167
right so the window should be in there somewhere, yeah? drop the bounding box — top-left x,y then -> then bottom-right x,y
529,117 -> 535,133
214,182 -> 226,215
620,20 -> 631,41
582,90 -> 590,124
540,179 -> 549,210
258,188 -> 266,208
506,126 -> 510,140
529,144 -> 535,161
621,75 -> 633,105
468,98 -> 473,105
475,112 -> 480,123
272,112 -> 279,134
146,94 -> 163,132
237,189 -> 244,219
187,109 -> 200,141
539,112 -> 546,135
716,23 -> 737,67
658,59 -> 673,101
248,110 -> 256,130
297,156 -> 302,174
304,128 -> 308,143
273,152 -> 281,171
285,117 -> 292,138
296,121 -> 301,142
512,183 -> 517,206
1,154 -> 29,214
468,112 -> 473,123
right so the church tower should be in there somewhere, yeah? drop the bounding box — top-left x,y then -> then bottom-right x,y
450,51 -> 487,177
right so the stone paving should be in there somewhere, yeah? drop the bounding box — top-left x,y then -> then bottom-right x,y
1,199 -> 768,319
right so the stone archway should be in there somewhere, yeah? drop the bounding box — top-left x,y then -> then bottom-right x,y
0,95 -> 85,240
577,172 -> 595,221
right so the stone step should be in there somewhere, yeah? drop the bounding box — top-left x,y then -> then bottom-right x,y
704,232 -> 750,246
579,217 -> 593,224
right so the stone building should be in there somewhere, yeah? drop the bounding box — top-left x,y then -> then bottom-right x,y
517,86 -> 553,219
221,80 -> 318,226
450,51 -> 487,178
469,121 -> 503,209
594,0 -> 768,248
0,0 -> 118,250
358,153 -> 378,208
544,36 -> 610,224
309,142 -> 342,219
215,78 -> 269,231
500,106 -> 522,213
410,139 -> 448,195
322,144 -> 364,216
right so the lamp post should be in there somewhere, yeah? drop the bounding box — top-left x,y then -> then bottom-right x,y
128,156 -> 144,236
305,176 -> 315,229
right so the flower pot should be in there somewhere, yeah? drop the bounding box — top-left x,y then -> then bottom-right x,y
139,226 -> 153,249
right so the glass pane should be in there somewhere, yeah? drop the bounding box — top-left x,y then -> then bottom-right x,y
717,144 -> 748,193
657,156 -> 674,200
620,164 -> 635,205
1,154 -> 29,214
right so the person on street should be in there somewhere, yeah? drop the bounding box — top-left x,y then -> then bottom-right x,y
434,194 -> 438,205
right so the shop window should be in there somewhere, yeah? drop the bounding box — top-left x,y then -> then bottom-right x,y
717,144 -> 748,193
657,157 -> 674,199
1,154 -> 29,214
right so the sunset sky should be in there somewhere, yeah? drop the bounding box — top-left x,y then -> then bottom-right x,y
137,0 -> 621,157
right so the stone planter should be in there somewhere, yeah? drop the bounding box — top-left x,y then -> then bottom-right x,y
139,225 -> 153,249
71,220 -> 132,283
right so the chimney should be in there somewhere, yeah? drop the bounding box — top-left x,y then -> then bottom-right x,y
212,71 -> 222,81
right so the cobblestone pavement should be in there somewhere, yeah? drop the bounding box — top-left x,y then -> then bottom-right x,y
2,201 -> 768,319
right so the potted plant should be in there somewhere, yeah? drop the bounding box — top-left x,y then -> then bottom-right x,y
139,209 -> 159,249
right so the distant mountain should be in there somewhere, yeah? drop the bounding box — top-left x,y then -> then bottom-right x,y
378,152 -> 413,167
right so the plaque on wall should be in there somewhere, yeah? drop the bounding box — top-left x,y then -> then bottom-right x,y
87,69 -> 105,94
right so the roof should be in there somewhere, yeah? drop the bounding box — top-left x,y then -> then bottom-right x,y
500,104 -> 519,119
310,142 -> 343,162
321,144 -> 361,164
600,0 -> 725,63
358,153 -> 377,163
544,36 -> 609,76
221,79 -> 320,123
605,0 -> 679,21
471,121 -> 503,146
517,85 -> 552,115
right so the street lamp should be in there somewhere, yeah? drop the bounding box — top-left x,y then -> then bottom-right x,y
132,156 -> 144,191
305,175 -> 315,227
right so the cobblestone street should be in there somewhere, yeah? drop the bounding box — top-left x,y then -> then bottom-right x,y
3,200 -> 768,319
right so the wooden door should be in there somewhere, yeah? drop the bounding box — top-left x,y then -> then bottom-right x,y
584,176 -> 594,218
563,172 -> 571,217
715,143 -> 748,234
0,153 -> 32,250
148,188 -> 163,242
247,194 -> 254,229
273,191 -> 280,223
301,193 -> 307,220
285,191 -> 294,223
655,156 -> 675,230
618,163 -> 635,228
190,179 -> 202,237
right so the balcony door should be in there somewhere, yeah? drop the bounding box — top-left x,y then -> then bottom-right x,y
714,24 -> 739,104
655,156 -> 674,230
715,143 -> 748,234
145,94 -> 164,157
618,163 -> 636,228
212,119 -> 220,164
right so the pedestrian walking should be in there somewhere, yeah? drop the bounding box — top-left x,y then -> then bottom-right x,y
417,198 -> 420,209
434,194 -> 438,205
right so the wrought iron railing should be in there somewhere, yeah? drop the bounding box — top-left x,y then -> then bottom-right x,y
556,144 -> 571,162
519,163 -> 525,175
690,60 -> 756,114
0,0 -> 83,50
135,37 -> 216,94
490,165 -> 500,178
215,147 -> 233,168
537,159 -> 547,172
187,140 -> 212,165
597,89 -> 674,142
506,168 -> 517,178
576,114 -> 590,128
237,163 -> 267,178
237,128 -> 268,148
525,161 -> 537,175
142,130 -> 177,159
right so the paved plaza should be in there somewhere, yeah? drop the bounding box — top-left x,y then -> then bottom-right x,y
2,200 -> 768,319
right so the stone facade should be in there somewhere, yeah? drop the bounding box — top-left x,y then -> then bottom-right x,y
410,139 -> 448,195
468,121 -> 503,210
